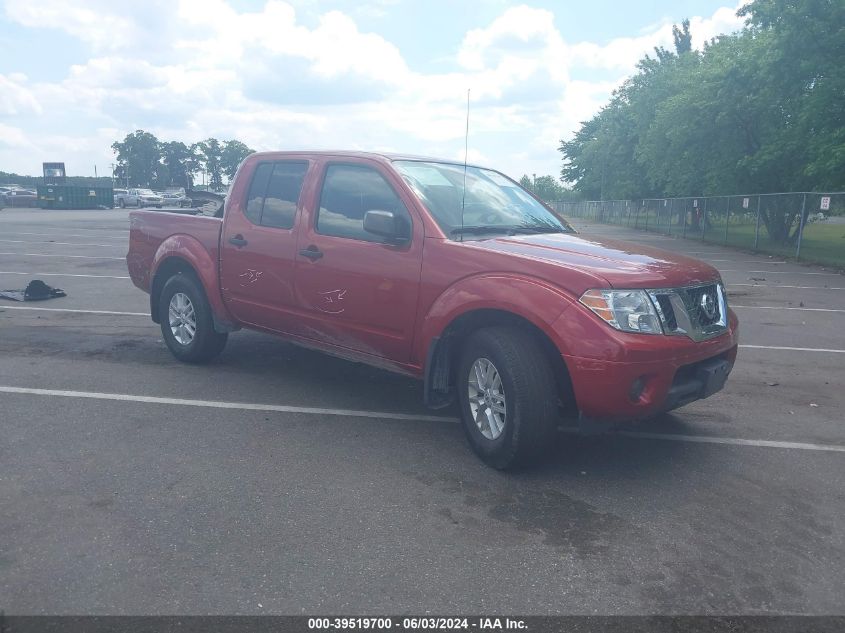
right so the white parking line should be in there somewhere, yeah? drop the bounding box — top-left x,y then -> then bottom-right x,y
0,306 -> 146,316
617,431 -> 845,453
731,305 -> 845,313
8,226 -> 128,233
0,252 -> 124,260
0,386 -> 453,423
740,344 -> 845,353
708,260 -> 788,264
0,271 -> 130,279
1,384 -> 843,454
0,239 -> 124,248
729,283 -> 845,291
720,270 -> 841,276
2,231 -> 126,241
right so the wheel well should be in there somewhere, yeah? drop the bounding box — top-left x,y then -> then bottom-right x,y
424,309 -> 576,417
150,257 -> 199,323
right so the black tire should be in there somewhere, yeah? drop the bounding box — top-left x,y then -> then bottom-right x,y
118,198 -> 125,208
457,327 -> 558,469
159,273 -> 228,363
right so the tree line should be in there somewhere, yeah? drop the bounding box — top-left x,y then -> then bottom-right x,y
518,174 -> 579,203
559,0 -> 844,241
111,131 -> 254,191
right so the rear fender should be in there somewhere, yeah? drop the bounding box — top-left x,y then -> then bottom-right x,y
150,235 -> 236,330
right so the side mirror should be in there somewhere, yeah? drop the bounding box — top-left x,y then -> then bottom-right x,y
363,210 -> 409,242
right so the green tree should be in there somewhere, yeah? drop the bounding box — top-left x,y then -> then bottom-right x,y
160,141 -> 194,189
221,140 -> 254,183
559,2 -> 845,244
111,130 -> 163,187
197,138 -> 224,191
519,173 -> 577,203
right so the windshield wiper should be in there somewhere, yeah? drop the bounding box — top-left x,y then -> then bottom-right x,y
450,225 -> 568,238
510,226 -> 566,234
450,225 -> 518,236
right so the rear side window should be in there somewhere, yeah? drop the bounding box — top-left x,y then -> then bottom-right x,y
316,164 -> 410,242
245,163 -> 273,224
243,161 -> 308,229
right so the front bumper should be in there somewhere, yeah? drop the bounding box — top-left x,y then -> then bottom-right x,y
563,333 -> 738,423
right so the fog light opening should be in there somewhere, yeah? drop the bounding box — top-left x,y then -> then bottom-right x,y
629,377 -> 647,402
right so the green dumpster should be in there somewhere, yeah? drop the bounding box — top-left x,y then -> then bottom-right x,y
37,185 -> 114,209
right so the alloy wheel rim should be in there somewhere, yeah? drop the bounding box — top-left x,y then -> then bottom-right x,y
468,357 -> 507,440
168,292 -> 196,345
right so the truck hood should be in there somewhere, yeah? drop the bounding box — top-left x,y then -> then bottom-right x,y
470,232 -> 720,289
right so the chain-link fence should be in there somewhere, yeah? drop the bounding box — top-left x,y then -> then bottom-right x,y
555,192 -> 845,267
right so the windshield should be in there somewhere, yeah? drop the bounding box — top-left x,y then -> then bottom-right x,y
393,160 -> 572,239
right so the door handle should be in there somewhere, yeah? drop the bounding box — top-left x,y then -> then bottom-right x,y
228,235 -> 248,247
299,245 -> 323,261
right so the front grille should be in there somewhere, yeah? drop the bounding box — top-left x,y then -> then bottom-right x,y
654,294 -> 677,330
682,284 -> 722,327
649,283 -> 728,342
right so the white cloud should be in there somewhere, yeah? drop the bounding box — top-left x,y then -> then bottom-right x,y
0,74 -> 42,115
0,123 -> 34,149
0,0 -> 745,179
3,0 -> 160,51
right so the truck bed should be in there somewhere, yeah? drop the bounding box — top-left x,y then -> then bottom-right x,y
127,210 -> 223,293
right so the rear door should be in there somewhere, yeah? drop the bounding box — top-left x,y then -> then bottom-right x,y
219,159 -> 311,333
293,159 -> 424,362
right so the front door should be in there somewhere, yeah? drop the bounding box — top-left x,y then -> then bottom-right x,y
293,161 -> 424,363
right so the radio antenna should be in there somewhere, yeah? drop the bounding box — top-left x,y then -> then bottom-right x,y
460,88 -> 470,242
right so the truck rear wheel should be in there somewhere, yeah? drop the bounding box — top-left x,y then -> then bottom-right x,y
457,327 -> 557,469
159,273 -> 227,363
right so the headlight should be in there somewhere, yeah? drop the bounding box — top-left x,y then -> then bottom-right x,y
579,289 -> 663,334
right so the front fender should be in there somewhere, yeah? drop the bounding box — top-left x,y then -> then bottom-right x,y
415,274 -> 577,364
151,234 -> 234,326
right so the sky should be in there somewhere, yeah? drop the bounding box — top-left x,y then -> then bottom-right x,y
0,0 -> 746,181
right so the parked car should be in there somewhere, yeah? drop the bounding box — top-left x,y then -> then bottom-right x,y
116,188 -> 163,208
0,186 -> 37,207
127,151 -> 738,469
160,191 -> 192,208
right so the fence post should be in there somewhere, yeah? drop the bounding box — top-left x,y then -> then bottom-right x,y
701,198 -> 708,241
796,193 -> 807,260
644,202 -> 649,232
669,198 -> 675,235
682,199 -> 687,239
754,196 -> 762,250
724,197 -> 730,244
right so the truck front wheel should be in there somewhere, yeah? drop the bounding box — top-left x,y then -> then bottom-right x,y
457,327 -> 558,469
159,273 -> 228,363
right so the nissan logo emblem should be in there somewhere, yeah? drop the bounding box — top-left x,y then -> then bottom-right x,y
700,291 -> 717,320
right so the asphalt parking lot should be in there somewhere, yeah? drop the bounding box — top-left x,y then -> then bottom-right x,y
1,207 -> 843,615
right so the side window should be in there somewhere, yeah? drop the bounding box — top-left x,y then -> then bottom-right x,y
262,162 -> 308,229
244,163 -> 273,224
243,161 -> 307,228
316,164 -> 411,242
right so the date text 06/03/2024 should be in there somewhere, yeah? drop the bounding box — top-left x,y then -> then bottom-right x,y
306,617 -> 527,630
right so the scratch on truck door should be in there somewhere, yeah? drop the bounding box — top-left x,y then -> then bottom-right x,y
318,289 -> 347,314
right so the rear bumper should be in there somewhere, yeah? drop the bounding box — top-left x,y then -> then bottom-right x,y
564,335 -> 738,423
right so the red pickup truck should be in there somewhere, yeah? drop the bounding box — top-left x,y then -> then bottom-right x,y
127,151 -> 738,468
